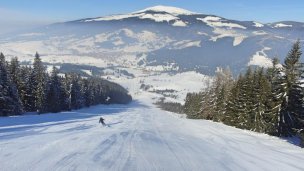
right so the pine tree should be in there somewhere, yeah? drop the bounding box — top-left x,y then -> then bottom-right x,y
32,52 -> 47,113
70,74 -> 83,109
264,58 -> 284,135
0,53 -> 23,116
184,92 -> 203,119
279,40 -> 304,136
23,66 -> 36,112
213,67 -> 233,122
224,75 -> 242,126
9,57 -> 27,110
250,68 -> 271,132
236,67 -> 254,129
46,66 -> 62,113
81,79 -> 92,107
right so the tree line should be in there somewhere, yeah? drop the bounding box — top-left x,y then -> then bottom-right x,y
0,52 -> 132,116
184,41 -> 304,146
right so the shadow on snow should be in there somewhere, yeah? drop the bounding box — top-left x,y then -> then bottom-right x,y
0,100 -> 148,140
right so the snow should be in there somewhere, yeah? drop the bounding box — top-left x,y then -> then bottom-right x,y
172,20 -> 187,27
210,28 -> 247,46
83,6 -> 193,26
274,23 -> 293,28
135,5 -> 197,16
84,12 -> 183,26
252,31 -> 268,36
197,32 -> 208,36
248,47 -> 273,68
197,17 -> 247,29
81,69 -> 92,76
173,40 -> 201,49
233,36 -> 247,46
46,65 -> 60,74
253,22 -> 264,28
1,92 -> 304,171
84,14 -> 135,22
19,33 -> 45,37
201,16 -> 222,21
139,13 -> 178,22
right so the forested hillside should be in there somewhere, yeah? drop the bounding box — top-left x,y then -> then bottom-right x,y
0,52 -> 132,116
184,41 -> 304,147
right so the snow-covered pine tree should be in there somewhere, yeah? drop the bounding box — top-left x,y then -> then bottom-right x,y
23,66 -> 36,112
224,75 -> 242,126
236,67 -> 254,129
62,73 -> 72,111
184,92 -> 203,119
32,52 -> 48,113
264,58 -> 284,135
199,86 -> 217,120
46,66 -> 62,113
250,68 -> 271,132
81,79 -> 92,107
70,74 -> 83,109
213,67 -> 233,122
0,53 -> 23,116
279,40 -> 304,136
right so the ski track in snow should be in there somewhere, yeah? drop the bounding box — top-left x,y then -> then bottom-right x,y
1,94 -> 304,171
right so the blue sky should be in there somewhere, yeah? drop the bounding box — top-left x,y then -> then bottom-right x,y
0,0 -> 304,34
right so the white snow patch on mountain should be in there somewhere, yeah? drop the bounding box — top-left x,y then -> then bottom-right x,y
172,20 -> 187,27
112,38 -> 124,46
210,28 -> 247,46
233,36 -> 247,46
19,33 -> 45,37
84,14 -> 136,22
197,32 -> 208,36
248,47 -> 273,68
83,6 -> 195,23
136,31 -> 158,42
274,23 -> 293,28
81,69 -> 93,76
275,36 -> 285,39
197,17 -> 247,29
253,31 -> 268,36
139,13 -> 178,22
253,22 -> 264,28
135,5 -> 197,16
173,40 -> 201,49
94,34 -> 109,42
201,16 -> 222,21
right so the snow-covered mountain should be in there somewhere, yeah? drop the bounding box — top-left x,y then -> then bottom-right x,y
0,5 -> 304,74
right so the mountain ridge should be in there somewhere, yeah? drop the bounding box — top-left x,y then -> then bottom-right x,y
0,5 -> 303,75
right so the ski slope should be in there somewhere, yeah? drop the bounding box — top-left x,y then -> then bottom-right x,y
1,93 -> 304,171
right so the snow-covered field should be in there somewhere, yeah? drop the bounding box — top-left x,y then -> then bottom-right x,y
1,92 -> 304,171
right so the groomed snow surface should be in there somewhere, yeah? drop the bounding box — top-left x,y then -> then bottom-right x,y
1,93 -> 304,171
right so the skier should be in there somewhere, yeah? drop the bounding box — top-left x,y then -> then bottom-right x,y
99,117 -> 106,126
